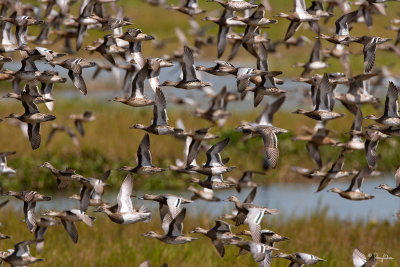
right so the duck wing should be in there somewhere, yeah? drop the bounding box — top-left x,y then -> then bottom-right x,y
363,40 -> 376,73
137,134 -> 153,167
28,123 -> 41,150
217,24 -> 229,58
21,90 -> 39,114
395,166 -> 400,188
167,207 -> 186,237
347,167 -> 371,192
352,248 -> 367,267
117,174 -> 134,213
284,21 -> 302,41
182,46 -> 197,81
152,88 -> 168,126
23,201 -> 36,232
244,187 -> 257,204
257,129 -> 279,169
61,220 -> 78,243
384,81 -> 399,117
131,63 -> 148,99
335,10 -> 357,36
247,208 -> 264,242
306,142 -> 322,169
166,195 -> 183,219
315,73 -> 335,111
257,95 -> 285,126
205,138 -> 230,167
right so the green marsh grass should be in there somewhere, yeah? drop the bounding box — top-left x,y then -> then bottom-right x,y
0,207 -> 399,266
0,97 -> 399,191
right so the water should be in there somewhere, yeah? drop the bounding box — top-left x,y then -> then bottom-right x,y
3,60 -> 392,111
4,175 -> 399,224
3,61 -> 399,223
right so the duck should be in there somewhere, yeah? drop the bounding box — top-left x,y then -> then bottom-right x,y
0,151 -> 16,176
51,58 -> 96,95
183,126 -> 219,168
274,0 -> 320,41
161,46 -> 212,89
131,88 -> 184,135
89,14 -> 133,31
37,70 -> 67,111
0,240 -> 43,266
235,5 -> 277,42
40,162 -> 83,189
143,208 -> 198,245
69,194 -> 111,209
117,28 -> 154,68
190,174 -> 236,190
41,209 -> 95,243
0,11 -> 43,46
167,0 -> 206,16
236,67 -> 268,95
225,195 -> 278,242
202,9 -> 245,58
2,91 -> 54,106
245,43 -> 286,106
219,187 -> 258,221
188,138 -> 236,175
334,73 -> 378,106
46,123 -> 79,147
193,87 -> 232,127
83,34 -> 122,65
236,229 -> 289,246
293,73 -> 344,121
315,151 -> 357,192
187,186 -> 220,201
147,58 -> 173,92
189,220 -> 241,257
112,62 -> 154,107
306,1 -> 331,34
9,55 -> 42,94
273,252 -> 325,266
74,170 -> 111,212
317,11 -> 361,45
294,39 -> 329,77
69,110 -> 95,136
5,89 -> 56,150
328,166 -> 375,200
118,134 -> 168,175
139,193 -> 192,233
195,60 -> 237,76
355,36 -> 391,73
365,129 -> 390,170
96,174 -> 151,224
236,124 -> 288,169
353,248 -> 377,267
207,0 -> 258,12
228,239 -> 278,266
323,43 -> 351,77
336,105 -> 365,151
293,126 -> 337,168
240,95 -> 286,135
365,82 -> 400,127
226,170 -> 263,192
5,190 -> 51,232
375,166 -> 400,197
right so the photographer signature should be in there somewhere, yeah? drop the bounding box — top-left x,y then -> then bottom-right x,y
367,253 -> 394,262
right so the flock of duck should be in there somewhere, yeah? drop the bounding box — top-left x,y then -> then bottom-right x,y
0,0 -> 399,266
